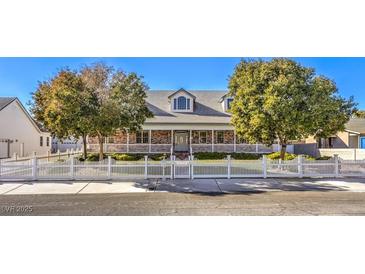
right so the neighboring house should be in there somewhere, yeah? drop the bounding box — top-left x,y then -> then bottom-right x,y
0,97 -> 51,158
52,136 -> 83,153
87,89 -> 282,154
304,118 -> 365,149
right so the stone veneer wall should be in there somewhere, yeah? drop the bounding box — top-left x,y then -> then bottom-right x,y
151,130 -> 171,144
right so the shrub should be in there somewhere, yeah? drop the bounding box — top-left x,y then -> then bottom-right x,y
77,153 -> 106,161
316,156 -> 332,160
111,153 -> 143,161
149,153 -> 167,161
193,152 -> 261,160
267,152 -> 317,161
231,153 -> 261,160
193,152 -> 227,160
267,152 -> 297,160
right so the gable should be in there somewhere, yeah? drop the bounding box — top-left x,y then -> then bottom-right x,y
0,98 -> 44,133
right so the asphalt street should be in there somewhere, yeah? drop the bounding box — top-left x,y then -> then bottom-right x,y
1,191 -> 365,215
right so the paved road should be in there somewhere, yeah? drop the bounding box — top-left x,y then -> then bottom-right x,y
1,191 -> 365,215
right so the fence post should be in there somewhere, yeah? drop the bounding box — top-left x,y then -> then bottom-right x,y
170,155 -> 174,180
227,155 -> 231,179
255,143 -> 259,153
70,156 -> 74,180
144,155 -> 148,179
334,154 -> 339,178
191,155 -> 194,180
188,155 -> 191,179
107,156 -> 112,180
162,159 -> 166,181
32,157 -> 38,180
262,155 -> 267,178
298,155 -> 303,178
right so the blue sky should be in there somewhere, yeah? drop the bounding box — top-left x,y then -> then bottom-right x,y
0,57 -> 364,109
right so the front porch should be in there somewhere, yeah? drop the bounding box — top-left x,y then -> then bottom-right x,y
87,129 -> 273,154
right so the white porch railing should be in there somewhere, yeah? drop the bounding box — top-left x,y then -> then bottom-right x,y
1,154 -> 365,181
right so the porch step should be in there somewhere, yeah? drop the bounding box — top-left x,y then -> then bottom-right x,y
174,152 -> 190,160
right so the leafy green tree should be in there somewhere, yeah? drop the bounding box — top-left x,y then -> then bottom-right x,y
80,63 -> 153,160
30,69 -> 97,159
228,58 -> 356,159
354,110 -> 365,118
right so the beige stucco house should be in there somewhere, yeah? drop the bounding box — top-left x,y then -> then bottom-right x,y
87,89 -> 278,154
0,97 -> 51,158
304,118 -> 365,149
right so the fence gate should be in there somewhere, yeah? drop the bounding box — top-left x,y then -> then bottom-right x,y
173,160 -> 190,178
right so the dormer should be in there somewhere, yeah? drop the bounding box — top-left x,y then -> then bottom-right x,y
168,88 -> 196,113
219,94 -> 234,112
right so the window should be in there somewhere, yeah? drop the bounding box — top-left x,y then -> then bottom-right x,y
46,137 -> 49,147
227,98 -> 233,110
177,96 -> 187,109
136,131 -> 149,143
199,131 -> 207,144
108,136 -> 115,144
173,96 -> 191,110
216,131 -> 224,144
40,136 -> 43,146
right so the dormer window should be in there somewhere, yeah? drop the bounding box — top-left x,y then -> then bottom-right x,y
226,98 -> 233,110
169,89 -> 195,112
174,96 -> 190,110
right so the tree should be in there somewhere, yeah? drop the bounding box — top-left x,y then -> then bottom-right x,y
228,58 -> 356,160
354,110 -> 365,118
30,69 -> 97,159
80,63 -> 153,160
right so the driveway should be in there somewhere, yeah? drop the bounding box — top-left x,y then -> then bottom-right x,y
1,177 -> 365,195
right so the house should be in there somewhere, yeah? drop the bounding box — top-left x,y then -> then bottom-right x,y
87,89 -> 278,155
304,118 -> 365,149
0,97 -> 51,158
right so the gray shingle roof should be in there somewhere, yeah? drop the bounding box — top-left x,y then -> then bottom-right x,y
345,118 -> 365,134
0,97 -> 16,111
145,90 -> 231,124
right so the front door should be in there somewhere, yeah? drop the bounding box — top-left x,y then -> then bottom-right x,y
360,137 -> 365,149
174,131 -> 189,152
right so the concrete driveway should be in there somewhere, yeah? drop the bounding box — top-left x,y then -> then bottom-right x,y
1,177 -> 365,195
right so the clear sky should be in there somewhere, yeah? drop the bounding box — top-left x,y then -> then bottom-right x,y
0,57 -> 364,109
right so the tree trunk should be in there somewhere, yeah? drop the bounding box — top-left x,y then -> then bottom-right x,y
82,134 -> 87,159
280,143 -> 287,160
98,135 -> 104,161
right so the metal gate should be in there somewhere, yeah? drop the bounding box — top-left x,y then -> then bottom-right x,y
173,160 -> 191,178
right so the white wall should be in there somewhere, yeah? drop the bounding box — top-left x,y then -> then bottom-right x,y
0,100 -> 51,157
52,137 -> 83,152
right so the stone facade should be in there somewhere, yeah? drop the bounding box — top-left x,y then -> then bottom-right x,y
151,130 -> 171,144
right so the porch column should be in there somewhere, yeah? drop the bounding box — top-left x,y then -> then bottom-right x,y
233,130 -> 236,152
149,129 -> 152,153
171,130 -> 174,153
212,129 -> 214,152
126,131 -> 129,153
189,129 -> 192,154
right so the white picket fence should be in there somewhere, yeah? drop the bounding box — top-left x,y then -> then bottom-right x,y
1,154 -> 365,181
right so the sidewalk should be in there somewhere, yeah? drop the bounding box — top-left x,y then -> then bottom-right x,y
1,177 -> 365,195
